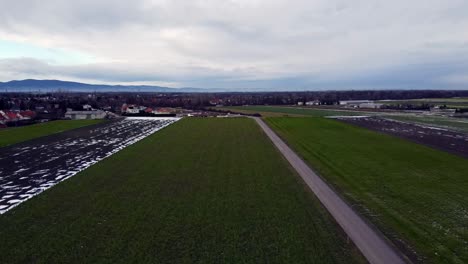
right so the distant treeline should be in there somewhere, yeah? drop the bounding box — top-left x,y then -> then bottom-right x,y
1,90 -> 468,112
200,90 -> 468,107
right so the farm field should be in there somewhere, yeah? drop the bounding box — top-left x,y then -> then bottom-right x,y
0,118 -> 178,214
220,105 -> 364,117
384,115 -> 468,133
221,105 -> 468,133
0,119 -> 105,148
336,116 -> 468,157
266,117 -> 468,264
0,118 -> 364,264
378,97 -> 468,109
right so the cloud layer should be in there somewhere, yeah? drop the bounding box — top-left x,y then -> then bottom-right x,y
0,0 -> 468,90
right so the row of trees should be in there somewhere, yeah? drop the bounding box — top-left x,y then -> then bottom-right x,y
2,89 -> 468,111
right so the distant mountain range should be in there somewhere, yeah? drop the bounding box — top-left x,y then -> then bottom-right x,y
0,79 -> 211,93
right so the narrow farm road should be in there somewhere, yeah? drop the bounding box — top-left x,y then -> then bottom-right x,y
253,117 -> 407,264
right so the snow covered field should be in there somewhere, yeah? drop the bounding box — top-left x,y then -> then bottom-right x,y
0,117 -> 180,214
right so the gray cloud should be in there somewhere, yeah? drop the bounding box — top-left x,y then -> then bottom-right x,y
0,0 -> 468,90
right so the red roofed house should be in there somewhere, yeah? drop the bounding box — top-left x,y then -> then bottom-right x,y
153,108 -> 172,114
5,111 -> 19,121
144,107 -> 153,113
19,110 -> 36,119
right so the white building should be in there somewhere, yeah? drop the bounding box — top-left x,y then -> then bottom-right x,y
82,104 -> 93,110
339,100 -> 372,106
339,100 -> 382,109
65,110 -> 107,120
126,105 -> 140,114
430,106 -> 456,115
305,100 -> 320,106
359,102 -> 383,109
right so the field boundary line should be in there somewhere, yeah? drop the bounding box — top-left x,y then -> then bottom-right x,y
252,117 -> 408,264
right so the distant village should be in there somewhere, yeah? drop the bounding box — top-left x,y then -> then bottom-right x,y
1,89 -> 467,128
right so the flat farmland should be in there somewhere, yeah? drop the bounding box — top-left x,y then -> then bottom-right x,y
0,118 -> 178,214
220,106 -> 363,117
336,116 -> 468,158
385,115 -> 468,133
0,118 -> 364,264
220,105 -> 468,133
377,97 -> 468,109
0,119 -> 105,148
266,117 -> 468,263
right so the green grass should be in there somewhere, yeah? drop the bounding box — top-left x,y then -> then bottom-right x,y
220,105 -> 468,133
0,118 -> 364,264
0,119 -> 105,147
221,105 -> 363,117
266,117 -> 468,264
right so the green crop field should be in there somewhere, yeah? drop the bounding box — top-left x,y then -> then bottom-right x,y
220,105 -> 363,117
266,117 -> 468,264
0,119 -> 105,147
0,118 -> 364,264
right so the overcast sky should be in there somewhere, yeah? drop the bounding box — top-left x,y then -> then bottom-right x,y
0,0 -> 467,90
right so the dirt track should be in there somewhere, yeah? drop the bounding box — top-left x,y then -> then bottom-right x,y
0,118 -> 179,214
253,117 -> 406,264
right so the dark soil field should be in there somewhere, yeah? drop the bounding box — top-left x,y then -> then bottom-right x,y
0,118 -> 364,264
336,116 -> 468,158
266,117 -> 468,264
0,118 -> 178,214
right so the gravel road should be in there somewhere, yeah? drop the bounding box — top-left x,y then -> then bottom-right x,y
253,117 -> 407,264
